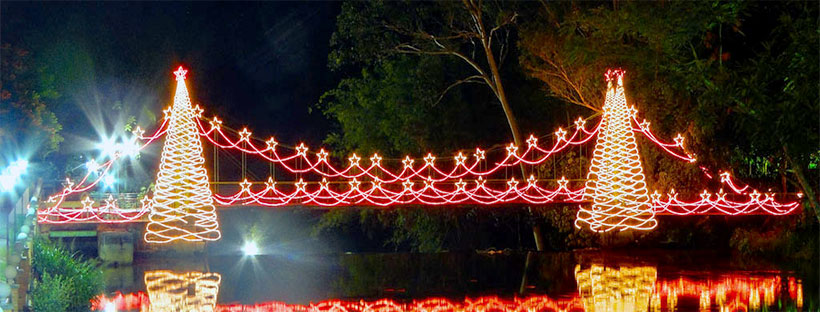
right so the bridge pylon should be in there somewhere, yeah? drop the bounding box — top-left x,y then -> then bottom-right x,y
144,66 -> 221,243
576,70 -> 657,232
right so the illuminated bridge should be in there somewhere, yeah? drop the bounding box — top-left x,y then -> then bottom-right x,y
37,67 -> 800,243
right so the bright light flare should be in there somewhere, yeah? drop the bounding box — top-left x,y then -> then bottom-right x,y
7,160 -> 28,176
0,174 -> 15,191
1,159 -> 29,191
97,136 -> 140,159
117,139 -> 141,157
86,159 -> 99,173
242,241 -> 260,256
97,136 -> 119,158
103,175 -> 116,188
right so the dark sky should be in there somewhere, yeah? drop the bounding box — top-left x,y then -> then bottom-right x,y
1,2 -> 340,151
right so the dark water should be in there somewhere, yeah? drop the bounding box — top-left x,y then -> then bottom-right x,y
93,249 -> 816,312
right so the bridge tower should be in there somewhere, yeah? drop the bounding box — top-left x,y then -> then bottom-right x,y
576,70 -> 657,232
144,66 -> 221,243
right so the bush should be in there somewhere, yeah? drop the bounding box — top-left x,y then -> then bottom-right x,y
31,238 -> 103,312
30,273 -> 71,312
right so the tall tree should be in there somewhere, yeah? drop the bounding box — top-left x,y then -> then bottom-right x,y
322,0 -> 550,250
519,1 -> 819,220
0,43 -> 62,160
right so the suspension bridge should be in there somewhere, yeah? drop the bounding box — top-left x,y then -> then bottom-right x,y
37,66 -> 800,243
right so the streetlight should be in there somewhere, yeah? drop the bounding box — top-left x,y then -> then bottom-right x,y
0,160 -> 28,192
242,241 -> 260,256
97,135 -> 140,160
118,138 -> 140,158
96,136 -> 119,159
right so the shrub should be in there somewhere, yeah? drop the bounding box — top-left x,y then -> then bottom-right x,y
31,237 -> 103,312
30,273 -> 71,312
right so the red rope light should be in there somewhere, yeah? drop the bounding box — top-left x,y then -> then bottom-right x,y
38,67 -> 800,229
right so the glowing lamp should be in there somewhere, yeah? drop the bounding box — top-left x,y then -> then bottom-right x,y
97,136 -> 119,158
0,160 -> 28,191
118,139 -> 141,157
7,160 -> 27,177
242,241 -> 260,256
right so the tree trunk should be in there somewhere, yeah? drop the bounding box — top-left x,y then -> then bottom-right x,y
468,0 -> 546,251
783,146 -> 819,224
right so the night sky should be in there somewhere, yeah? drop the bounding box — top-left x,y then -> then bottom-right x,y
1,2 -> 341,151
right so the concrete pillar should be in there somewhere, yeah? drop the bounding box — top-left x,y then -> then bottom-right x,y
98,231 -> 134,264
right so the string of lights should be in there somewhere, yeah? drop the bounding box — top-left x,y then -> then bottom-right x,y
576,70 -> 657,232
38,66 -> 801,233
144,66 -> 221,243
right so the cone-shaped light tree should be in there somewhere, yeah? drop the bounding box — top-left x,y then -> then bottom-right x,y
144,66 -> 221,243
576,69 -> 657,232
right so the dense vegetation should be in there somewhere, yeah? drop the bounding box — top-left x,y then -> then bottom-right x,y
31,238 -> 103,312
0,43 -> 62,160
313,0 -> 819,257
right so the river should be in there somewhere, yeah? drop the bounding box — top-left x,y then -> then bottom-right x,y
92,248 -> 815,311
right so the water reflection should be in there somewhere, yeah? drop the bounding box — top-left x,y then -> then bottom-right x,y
575,264 -> 656,312
144,271 -> 221,312
573,264 -> 802,312
92,252 -> 809,312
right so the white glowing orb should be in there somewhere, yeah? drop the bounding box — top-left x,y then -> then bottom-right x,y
242,241 -> 260,256
86,159 -> 99,173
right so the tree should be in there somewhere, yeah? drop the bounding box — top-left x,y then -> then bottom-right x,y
519,1 -> 818,221
0,43 -> 62,159
323,0 -> 551,250
319,55 -> 507,157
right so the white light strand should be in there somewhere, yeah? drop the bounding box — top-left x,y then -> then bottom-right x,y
144,67 -> 221,243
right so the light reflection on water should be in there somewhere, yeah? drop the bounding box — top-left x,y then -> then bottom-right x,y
92,251 -> 811,312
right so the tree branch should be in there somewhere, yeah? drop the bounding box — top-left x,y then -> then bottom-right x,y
395,43 -> 497,95
434,75 -> 485,106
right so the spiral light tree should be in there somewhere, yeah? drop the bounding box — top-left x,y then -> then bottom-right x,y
576,70 -> 657,232
144,66 -> 221,243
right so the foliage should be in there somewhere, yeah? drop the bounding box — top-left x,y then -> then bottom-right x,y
329,1 -> 514,72
730,205 -> 819,260
0,43 -> 62,158
519,1 -> 818,212
313,207 -> 452,252
319,56 -> 498,156
318,0 -> 552,250
30,273 -> 71,312
317,0 -> 819,252
32,237 -> 103,312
